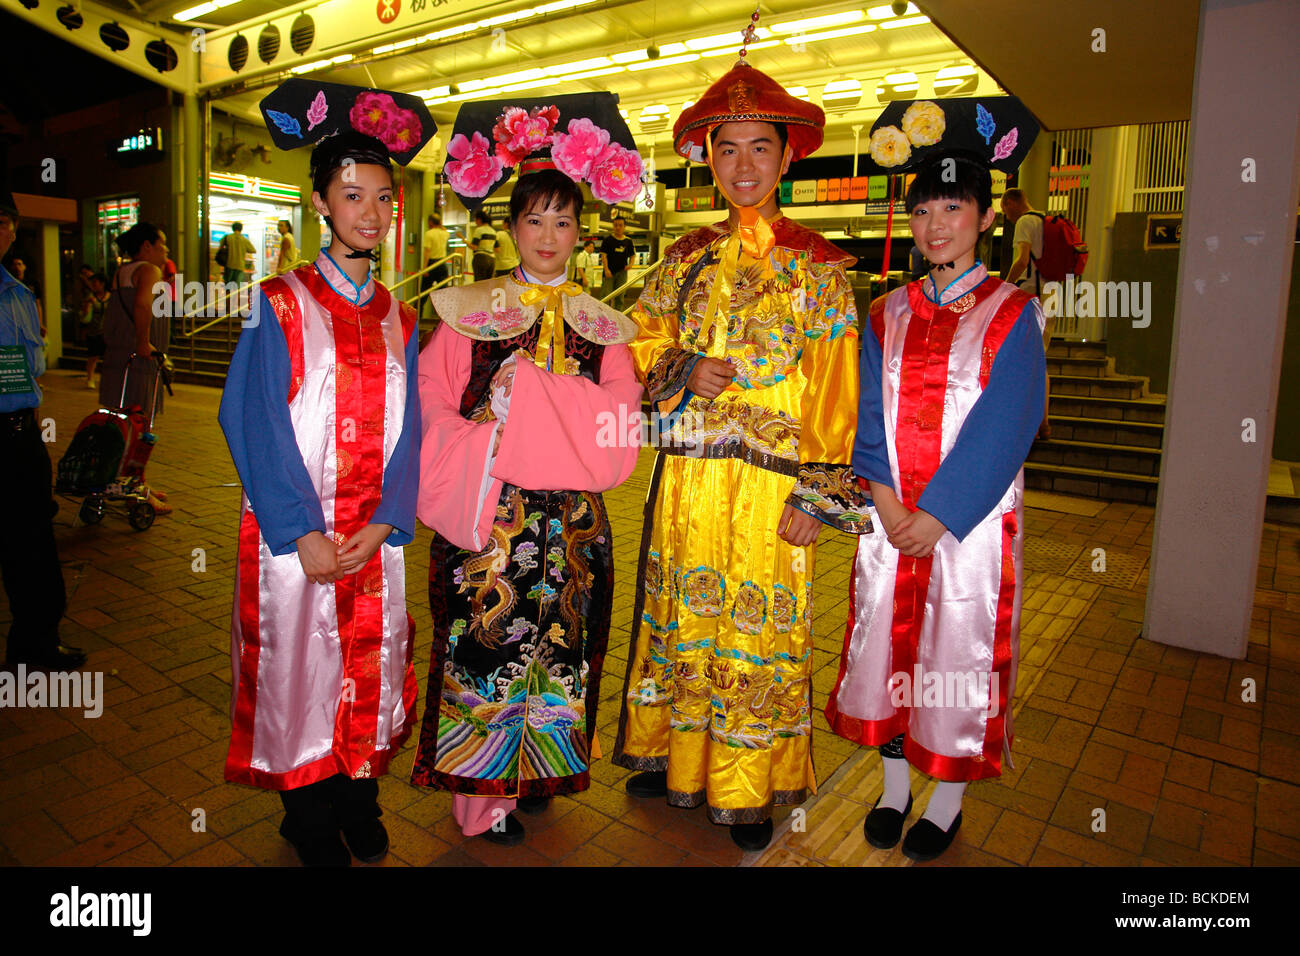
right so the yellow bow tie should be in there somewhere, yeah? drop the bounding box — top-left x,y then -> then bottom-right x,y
519,280 -> 583,371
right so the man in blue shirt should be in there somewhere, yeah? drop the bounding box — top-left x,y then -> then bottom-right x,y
0,191 -> 85,671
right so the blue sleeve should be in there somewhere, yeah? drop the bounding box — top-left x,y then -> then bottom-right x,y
851,315 -> 892,489
371,324 -> 421,544
217,291 -> 327,555
916,303 -> 1046,541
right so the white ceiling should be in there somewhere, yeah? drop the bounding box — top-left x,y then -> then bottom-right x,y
182,1 -> 991,169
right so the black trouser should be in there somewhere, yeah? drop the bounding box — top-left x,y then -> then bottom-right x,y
472,253 -> 495,282
0,408 -> 66,660
280,774 -> 380,829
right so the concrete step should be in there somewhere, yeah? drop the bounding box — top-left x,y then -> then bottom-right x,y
1024,461 -> 1158,506
1051,373 -> 1149,401
1049,393 -> 1167,425
1048,415 -> 1164,449
1047,355 -> 1110,378
1028,437 -> 1161,477
1047,337 -> 1108,361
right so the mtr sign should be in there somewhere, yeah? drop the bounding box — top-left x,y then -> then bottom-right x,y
377,0 -> 401,22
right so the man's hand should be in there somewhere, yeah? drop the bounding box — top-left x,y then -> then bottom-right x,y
887,509 -> 947,558
777,504 -> 823,547
297,530 -> 341,584
337,523 -> 393,575
686,357 -> 736,399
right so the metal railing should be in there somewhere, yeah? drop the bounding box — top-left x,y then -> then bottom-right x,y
599,259 -> 662,313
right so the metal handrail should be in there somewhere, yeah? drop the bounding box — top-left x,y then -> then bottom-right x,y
183,270 -> 288,338
403,270 -> 463,306
388,251 -> 465,295
600,257 -> 663,311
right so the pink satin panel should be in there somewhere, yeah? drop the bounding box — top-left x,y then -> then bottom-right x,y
415,324 -> 501,551
235,272 -> 413,785
829,269 -> 1025,782
492,344 -> 643,493
452,795 -> 518,836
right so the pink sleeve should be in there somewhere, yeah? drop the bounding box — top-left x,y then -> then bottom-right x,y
492,343 -> 644,493
416,323 -> 502,551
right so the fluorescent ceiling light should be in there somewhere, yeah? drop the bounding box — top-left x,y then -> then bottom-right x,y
770,11 -> 865,34
884,71 -> 917,84
174,2 -> 216,20
681,100 -> 695,111
427,23 -> 478,40
371,43 -> 395,55
330,53 -> 353,63
881,15 -> 930,28
555,66 -> 625,80
784,24 -> 876,44
290,59 -> 330,75
534,0 -> 597,12
481,10 -> 533,26
890,83 -> 919,91
867,2 -> 918,17
500,78 -> 557,92
476,68 -> 545,87
785,86 -> 809,100
823,79 -> 862,94
701,40 -> 778,57
543,57 -> 613,75
658,42 -> 689,56
213,0 -> 239,7
626,53 -> 700,71
611,50 -> 649,64
640,105 -> 671,117
935,65 -> 976,79
413,86 -> 451,99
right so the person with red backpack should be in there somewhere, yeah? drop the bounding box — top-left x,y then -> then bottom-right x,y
1001,189 -> 1088,438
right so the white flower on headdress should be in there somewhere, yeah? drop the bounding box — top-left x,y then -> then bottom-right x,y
868,126 -> 912,168
901,101 -> 946,147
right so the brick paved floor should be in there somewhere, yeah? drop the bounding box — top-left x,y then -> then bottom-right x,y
1,370 -> 1297,867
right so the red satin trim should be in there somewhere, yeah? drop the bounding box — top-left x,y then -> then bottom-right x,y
225,509 -> 268,782
901,734 -> 1003,783
261,277 -> 305,404
824,536 -> 862,733
329,295 -> 391,778
225,723 -> 414,790
980,288 -> 1033,388
984,510 -> 1019,764
397,299 -> 418,345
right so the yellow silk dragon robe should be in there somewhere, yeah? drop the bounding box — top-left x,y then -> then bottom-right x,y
612,216 -> 872,823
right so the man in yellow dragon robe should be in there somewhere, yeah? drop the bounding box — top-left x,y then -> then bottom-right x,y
612,47 -> 873,850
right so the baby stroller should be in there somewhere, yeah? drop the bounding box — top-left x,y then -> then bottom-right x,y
56,352 -> 173,531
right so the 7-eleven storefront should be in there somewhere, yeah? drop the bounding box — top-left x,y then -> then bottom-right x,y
205,172 -> 402,282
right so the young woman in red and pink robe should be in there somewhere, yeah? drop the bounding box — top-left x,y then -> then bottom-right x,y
412,168 -> 643,846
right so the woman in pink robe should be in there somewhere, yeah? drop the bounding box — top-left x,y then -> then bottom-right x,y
412,167 -> 643,845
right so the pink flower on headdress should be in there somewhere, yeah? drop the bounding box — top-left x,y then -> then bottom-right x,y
446,131 -> 504,197
550,117 -> 611,181
350,93 -> 424,155
493,105 -> 560,167
384,108 -> 423,155
588,142 -> 644,204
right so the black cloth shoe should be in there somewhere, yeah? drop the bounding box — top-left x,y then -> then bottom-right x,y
516,795 -> 550,815
279,815 -> 350,867
625,770 -> 667,798
864,792 -> 913,850
902,812 -> 963,862
340,817 -> 388,863
729,819 -> 774,851
481,812 -> 525,847
5,643 -> 87,671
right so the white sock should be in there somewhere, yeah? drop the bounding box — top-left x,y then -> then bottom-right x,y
880,756 -> 911,812
921,780 -> 967,830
